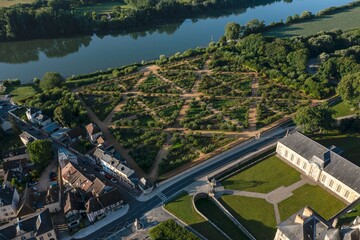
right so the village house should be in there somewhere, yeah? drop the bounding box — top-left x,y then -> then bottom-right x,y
63,191 -> 86,229
85,188 -> 124,223
0,209 -> 57,240
85,123 -> 102,143
93,148 -> 137,187
58,147 -> 78,169
0,186 -> 20,223
61,162 -> 108,195
65,126 -> 83,143
26,108 -> 52,127
276,132 -> 360,203
17,187 -> 61,216
274,206 -> 360,240
19,131 -> 38,146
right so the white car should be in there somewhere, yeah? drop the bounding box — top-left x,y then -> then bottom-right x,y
100,171 -> 105,175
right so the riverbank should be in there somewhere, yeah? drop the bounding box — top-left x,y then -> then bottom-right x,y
0,0 -> 355,82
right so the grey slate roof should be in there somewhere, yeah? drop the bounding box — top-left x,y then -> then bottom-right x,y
0,186 -> 15,205
279,132 -> 360,193
0,209 -> 55,239
277,207 -> 332,240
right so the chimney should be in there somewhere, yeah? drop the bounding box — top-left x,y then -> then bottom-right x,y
332,218 -> 339,228
303,207 -> 313,217
295,215 -> 305,224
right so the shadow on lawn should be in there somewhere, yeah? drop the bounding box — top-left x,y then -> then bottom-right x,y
219,200 -> 277,240
222,180 -> 266,190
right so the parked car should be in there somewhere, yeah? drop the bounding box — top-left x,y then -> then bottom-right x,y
100,171 -> 105,176
105,174 -> 112,180
111,178 -> 117,183
94,167 -> 100,172
31,186 -> 37,191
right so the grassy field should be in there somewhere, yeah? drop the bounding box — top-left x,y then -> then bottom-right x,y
264,6 -> 360,37
314,132 -> 360,166
278,184 -> 346,221
221,155 -> 301,193
74,1 -> 132,15
220,195 -> 277,240
7,85 -> 39,104
195,198 -> 249,240
0,0 -> 33,7
164,193 -> 226,240
332,100 -> 357,118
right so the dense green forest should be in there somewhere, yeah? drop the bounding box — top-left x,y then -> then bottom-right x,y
0,0 -> 281,41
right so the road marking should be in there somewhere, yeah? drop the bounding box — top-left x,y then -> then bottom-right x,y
157,192 -> 167,201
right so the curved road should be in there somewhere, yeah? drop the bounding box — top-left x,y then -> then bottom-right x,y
74,120 -> 294,240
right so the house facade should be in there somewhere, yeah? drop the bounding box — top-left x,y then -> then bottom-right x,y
0,186 -> 20,223
93,148 -> 136,187
26,108 -> 51,127
276,132 -> 360,203
19,131 -> 38,146
85,188 -> 124,222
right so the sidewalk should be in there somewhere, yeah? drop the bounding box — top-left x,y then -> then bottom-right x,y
63,204 -> 129,240
136,127 -> 287,202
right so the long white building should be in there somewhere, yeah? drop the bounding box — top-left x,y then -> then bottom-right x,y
276,132 -> 360,203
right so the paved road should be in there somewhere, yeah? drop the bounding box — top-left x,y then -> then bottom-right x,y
74,120 -> 294,240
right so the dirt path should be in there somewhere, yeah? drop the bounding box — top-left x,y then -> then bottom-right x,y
153,72 -> 187,94
248,76 -> 259,131
147,133 -> 173,182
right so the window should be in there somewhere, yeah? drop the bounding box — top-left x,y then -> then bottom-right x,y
39,237 -> 44,240
290,154 -> 294,161
285,151 -> 288,157
321,175 -> 326,182
344,190 -> 350,198
47,232 -> 52,237
4,213 -> 8,216
302,162 -> 307,170
296,158 -> 301,166
336,185 -> 342,193
329,180 -> 334,188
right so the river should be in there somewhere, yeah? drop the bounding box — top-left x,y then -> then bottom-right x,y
0,0 -> 354,83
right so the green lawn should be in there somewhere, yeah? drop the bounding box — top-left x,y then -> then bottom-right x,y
332,100 -> 357,118
221,155 -> 301,193
278,184 -> 346,221
314,133 -> 360,166
164,193 -> 227,240
338,203 -> 360,226
7,84 -> 38,104
220,195 -> 277,240
264,6 -> 360,38
74,1 -> 132,15
195,198 -> 249,240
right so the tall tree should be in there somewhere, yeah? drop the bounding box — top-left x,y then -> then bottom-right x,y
27,139 -> 52,170
224,22 -> 240,40
40,72 -> 64,91
337,72 -> 360,110
294,104 -> 335,132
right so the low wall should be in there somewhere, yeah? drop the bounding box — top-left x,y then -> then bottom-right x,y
192,193 -> 232,240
